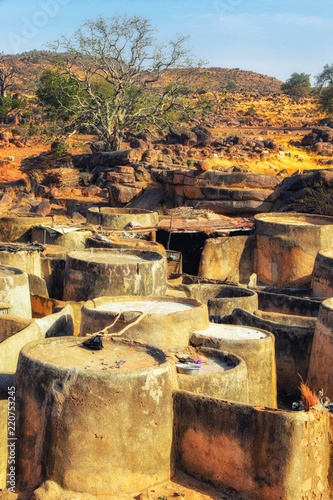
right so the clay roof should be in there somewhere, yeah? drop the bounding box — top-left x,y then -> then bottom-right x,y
157,215 -> 254,234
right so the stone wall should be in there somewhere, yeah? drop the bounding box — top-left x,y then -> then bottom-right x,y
153,169 -> 281,213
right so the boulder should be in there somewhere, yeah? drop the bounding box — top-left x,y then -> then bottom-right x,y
134,166 -> 151,182
49,187 -> 61,198
313,142 -> 323,154
312,127 -> 333,142
195,160 -> 210,172
322,130 -> 333,143
71,211 -> 86,222
90,140 -> 108,153
109,184 -> 142,204
192,125 -> 213,147
107,172 -> 136,184
35,199 -> 51,215
301,132 -> 317,146
0,192 -> 13,207
35,184 -> 50,197
130,137 -> 147,149
167,125 -> 197,146
321,143 -> 333,156
87,185 -> 102,197
126,186 -> 164,210
0,132 -> 9,143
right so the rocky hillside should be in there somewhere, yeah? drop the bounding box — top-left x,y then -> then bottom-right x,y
186,67 -> 282,93
5,51 -> 282,95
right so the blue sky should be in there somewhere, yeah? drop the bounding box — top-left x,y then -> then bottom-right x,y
0,0 -> 332,82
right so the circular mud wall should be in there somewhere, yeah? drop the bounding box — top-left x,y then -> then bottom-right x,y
80,296 -> 209,349
171,346 -> 248,404
311,250 -> 333,299
0,265 -> 31,318
63,248 -> 167,301
255,213 -> 333,288
86,207 -> 158,228
191,323 -> 276,408
15,336 -> 176,496
308,298 -> 333,399
177,283 -> 258,319
31,227 -> 92,251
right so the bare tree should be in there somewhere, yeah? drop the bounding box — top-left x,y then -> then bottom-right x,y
0,54 -> 17,98
38,15 -> 201,151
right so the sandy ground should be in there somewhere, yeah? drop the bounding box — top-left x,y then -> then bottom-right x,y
0,471 -> 247,499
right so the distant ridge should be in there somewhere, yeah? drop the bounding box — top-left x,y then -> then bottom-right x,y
187,67 -> 283,93
5,51 -> 283,95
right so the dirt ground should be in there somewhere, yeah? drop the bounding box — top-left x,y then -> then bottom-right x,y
0,472 -> 247,499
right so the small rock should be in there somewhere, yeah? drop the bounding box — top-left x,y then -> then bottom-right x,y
0,192 -> 13,207
35,199 -> 51,215
87,185 -> 102,197
195,160 -> 210,172
0,131 -> 10,143
49,187 -> 61,198
134,493 -> 150,500
35,184 -> 50,197
71,212 -> 86,222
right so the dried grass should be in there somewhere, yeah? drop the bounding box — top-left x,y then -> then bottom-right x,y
299,381 -> 319,411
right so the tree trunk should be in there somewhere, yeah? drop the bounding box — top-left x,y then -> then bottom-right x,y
111,128 -> 124,151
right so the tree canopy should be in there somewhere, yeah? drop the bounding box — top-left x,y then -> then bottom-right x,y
37,15 -> 201,150
226,80 -> 238,92
280,72 -> 311,101
316,64 -> 333,116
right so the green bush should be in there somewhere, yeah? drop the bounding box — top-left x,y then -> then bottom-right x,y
300,182 -> 333,215
0,96 -> 27,121
246,106 -> 256,116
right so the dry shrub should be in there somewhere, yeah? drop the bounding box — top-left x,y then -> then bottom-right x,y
300,182 -> 333,216
300,381 -> 319,411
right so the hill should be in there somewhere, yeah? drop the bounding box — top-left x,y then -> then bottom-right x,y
4,51 -> 283,95
183,67 -> 283,94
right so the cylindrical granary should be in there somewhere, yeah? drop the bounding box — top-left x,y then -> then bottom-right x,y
308,298 -> 333,399
0,244 -> 42,277
85,236 -> 166,256
255,213 -> 333,288
174,283 -> 258,319
170,346 -> 248,404
0,214 -> 51,242
0,265 -> 31,318
31,226 -> 92,251
311,250 -> 333,299
86,207 -> 158,228
15,337 -> 176,496
80,296 -> 209,349
228,308 -> 315,395
63,248 -> 167,301
191,324 -> 277,408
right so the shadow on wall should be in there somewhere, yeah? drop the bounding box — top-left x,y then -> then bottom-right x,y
0,305 -> 74,490
173,391 -> 330,500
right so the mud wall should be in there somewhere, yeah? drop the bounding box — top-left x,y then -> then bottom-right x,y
198,234 -> 255,283
173,391 -> 330,500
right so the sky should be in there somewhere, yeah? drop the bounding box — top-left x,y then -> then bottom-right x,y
0,0 -> 332,82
